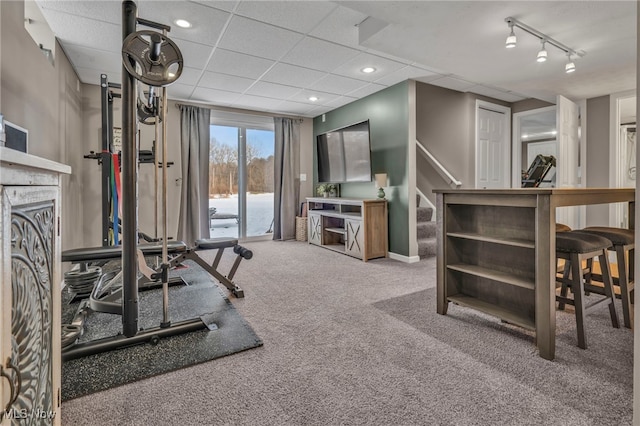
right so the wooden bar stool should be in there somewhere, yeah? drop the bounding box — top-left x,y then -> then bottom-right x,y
577,226 -> 634,328
556,231 -> 620,349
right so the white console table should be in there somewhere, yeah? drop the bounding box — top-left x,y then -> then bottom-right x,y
307,197 -> 388,262
1,147 -> 70,425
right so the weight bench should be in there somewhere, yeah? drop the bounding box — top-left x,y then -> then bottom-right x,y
62,238 -> 252,300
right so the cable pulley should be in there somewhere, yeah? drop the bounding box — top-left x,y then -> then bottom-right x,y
122,30 -> 183,87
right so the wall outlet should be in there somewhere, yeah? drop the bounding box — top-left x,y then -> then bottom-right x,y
300,173 -> 307,181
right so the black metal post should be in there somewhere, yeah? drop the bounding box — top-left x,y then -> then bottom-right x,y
100,74 -> 111,247
122,0 -> 138,338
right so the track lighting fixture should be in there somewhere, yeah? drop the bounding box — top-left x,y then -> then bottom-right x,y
505,16 -> 584,73
565,53 -> 576,73
536,40 -> 548,62
505,23 -> 516,48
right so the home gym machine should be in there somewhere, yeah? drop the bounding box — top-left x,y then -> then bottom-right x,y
61,0 -> 252,360
521,154 -> 557,187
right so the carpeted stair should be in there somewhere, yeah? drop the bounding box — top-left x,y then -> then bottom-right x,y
417,197 -> 437,259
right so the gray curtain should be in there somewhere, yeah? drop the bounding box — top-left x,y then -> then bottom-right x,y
178,105 -> 211,245
273,117 -> 300,240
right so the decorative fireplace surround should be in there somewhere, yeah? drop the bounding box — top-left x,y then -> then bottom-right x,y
1,147 -> 70,425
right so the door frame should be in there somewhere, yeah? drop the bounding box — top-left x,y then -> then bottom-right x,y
609,89 -> 636,228
475,100 -> 511,188
511,105 -> 557,187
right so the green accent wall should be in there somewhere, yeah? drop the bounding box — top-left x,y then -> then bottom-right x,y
313,81 -> 410,257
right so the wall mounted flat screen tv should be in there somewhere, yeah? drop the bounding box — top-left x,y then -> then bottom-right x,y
316,120 -> 372,183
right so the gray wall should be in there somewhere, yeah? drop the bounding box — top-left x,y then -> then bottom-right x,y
1,0 -> 84,253
585,95 -> 611,226
313,81 -> 411,257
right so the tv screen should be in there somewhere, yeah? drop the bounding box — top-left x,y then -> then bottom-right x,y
316,120 -> 372,183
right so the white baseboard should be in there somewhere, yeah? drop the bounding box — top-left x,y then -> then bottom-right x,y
388,251 -> 421,263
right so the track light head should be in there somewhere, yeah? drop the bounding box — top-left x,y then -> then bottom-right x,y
565,54 -> 576,73
536,40 -> 548,62
505,23 -> 516,48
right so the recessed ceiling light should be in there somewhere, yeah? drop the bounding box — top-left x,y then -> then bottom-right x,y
175,19 -> 192,28
309,96 -> 319,102
361,67 -> 376,73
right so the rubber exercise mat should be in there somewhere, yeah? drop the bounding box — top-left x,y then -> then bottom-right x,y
61,260 -> 262,400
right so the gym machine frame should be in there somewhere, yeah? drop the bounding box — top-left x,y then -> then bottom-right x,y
62,0 -> 207,360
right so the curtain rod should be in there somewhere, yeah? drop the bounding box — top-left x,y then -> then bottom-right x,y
174,102 -> 305,121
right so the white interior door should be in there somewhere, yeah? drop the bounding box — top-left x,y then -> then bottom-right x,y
556,95 -> 581,229
476,101 -> 510,189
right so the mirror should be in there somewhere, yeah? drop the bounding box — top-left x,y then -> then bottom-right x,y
512,106 -> 558,187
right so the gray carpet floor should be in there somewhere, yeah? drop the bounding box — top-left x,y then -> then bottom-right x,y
61,240 -> 633,425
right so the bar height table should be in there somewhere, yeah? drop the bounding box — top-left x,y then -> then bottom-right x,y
434,188 -> 635,360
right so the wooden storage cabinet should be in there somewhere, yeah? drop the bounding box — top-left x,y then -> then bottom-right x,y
306,197 -> 387,261
1,148 -> 70,425
440,202 -> 537,329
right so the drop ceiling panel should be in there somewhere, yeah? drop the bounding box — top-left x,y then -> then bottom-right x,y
346,83 -> 387,99
218,15 -> 304,60
61,44 -> 122,82
38,1 -> 120,25
174,39 -> 216,70
38,9 -> 121,52
190,87 -> 241,105
245,81 -> 301,99
322,96 -> 359,108
281,37 -> 361,73
231,94 -> 283,110
261,63 -> 326,88
177,67 -> 203,86
190,1 -> 239,13
427,76 -> 476,92
274,100 -> 319,115
288,89 -> 341,106
205,48 -> 275,79
308,5 -> 368,47
332,53 -> 407,82
374,65 -> 441,87
167,83 -> 196,100
235,1 -> 336,34
198,71 -> 254,92
466,85 -> 526,103
310,74 -> 369,95
138,1 -> 230,46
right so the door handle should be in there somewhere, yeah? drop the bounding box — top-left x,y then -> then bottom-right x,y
0,357 -> 21,421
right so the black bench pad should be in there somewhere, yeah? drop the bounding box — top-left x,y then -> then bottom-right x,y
195,238 -> 238,250
62,241 -> 188,262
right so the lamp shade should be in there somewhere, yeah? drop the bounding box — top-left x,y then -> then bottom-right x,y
375,173 -> 388,188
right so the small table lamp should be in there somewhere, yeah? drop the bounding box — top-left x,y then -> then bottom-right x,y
375,173 -> 388,199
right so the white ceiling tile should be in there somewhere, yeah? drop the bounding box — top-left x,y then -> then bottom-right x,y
427,76 -> 476,92
281,37 -> 360,73
37,0 -> 120,25
346,83 -> 387,99
306,105 -> 334,117
310,74 -> 369,95
218,15 -> 304,60
176,67 -> 203,86
190,1 -> 239,13
309,5 -> 368,48
322,96 -> 358,108
245,81 -> 300,99
273,100 -> 318,116
190,87 -> 241,105
261,63 -> 326,88
466,85 -> 527,103
167,83 -> 195,100
74,67 -> 121,86
288,89 -> 341,106
235,1 -> 336,34
231,94 -> 283,110
62,44 -> 121,79
198,71 -> 254,92
173,39 -> 216,70
332,52 -> 407,82
374,65 -> 441,86
37,9 -> 121,52
206,48 -> 275,79
138,1 -> 230,47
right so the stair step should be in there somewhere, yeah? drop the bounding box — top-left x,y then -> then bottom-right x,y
417,206 -> 433,222
418,237 -> 437,258
417,222 -> 437,239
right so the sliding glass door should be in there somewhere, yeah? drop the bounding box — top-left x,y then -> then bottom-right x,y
209,113 -> 274,240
